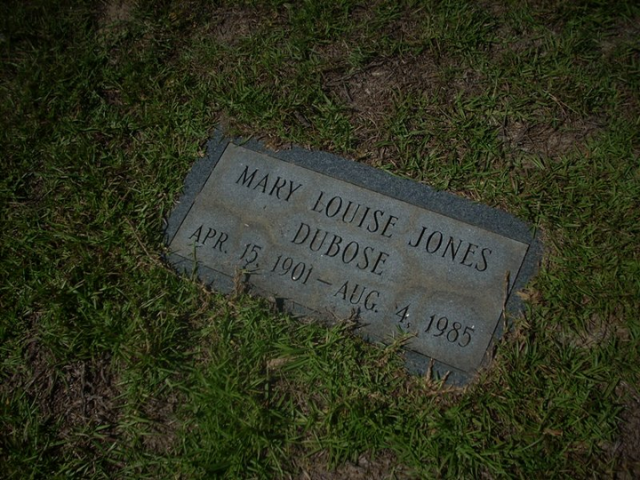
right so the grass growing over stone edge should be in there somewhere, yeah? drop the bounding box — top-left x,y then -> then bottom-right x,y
1,0 -> 639,478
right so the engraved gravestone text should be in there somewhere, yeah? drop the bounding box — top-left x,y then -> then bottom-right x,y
169,143 -> 530,374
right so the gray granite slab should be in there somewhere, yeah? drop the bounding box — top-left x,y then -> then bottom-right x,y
165,129 -> 542,385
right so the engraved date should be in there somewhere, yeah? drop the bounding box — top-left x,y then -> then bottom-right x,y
395,304 -> 474,347
270,254 -> 313,284
424,314 -> 474,347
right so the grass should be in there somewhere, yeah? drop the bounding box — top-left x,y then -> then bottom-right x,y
1,0 -> 639,478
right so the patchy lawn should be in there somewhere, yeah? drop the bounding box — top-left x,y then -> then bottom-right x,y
1,0 -> 638,478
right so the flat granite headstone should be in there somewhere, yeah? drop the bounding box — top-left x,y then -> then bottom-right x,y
165,129 -> 541,385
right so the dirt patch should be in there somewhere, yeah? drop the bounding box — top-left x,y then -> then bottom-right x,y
614,382 -> 640,479
99,0 -> 135,29
323,52 -> 450,163
207,6 -> 277,48
1,336 -> 125,475
497,116 -> 601,160
12,333 -> 183,463
21,340 -> 120,441
292,450 -> 412,480
138,391 -> 181,455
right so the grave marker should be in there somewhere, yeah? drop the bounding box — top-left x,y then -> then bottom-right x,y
165,130 -> 541,384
